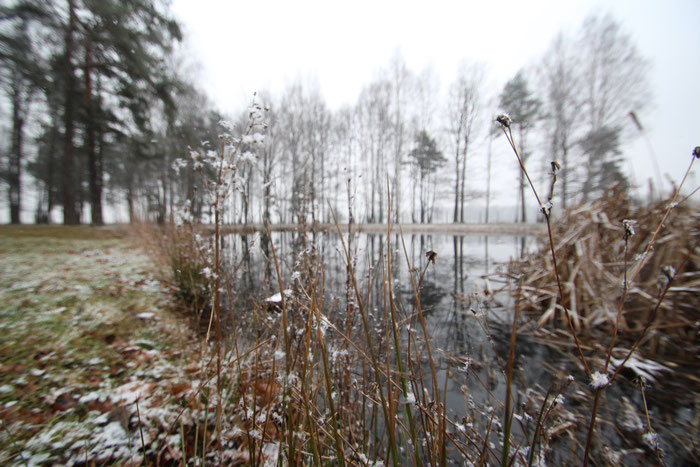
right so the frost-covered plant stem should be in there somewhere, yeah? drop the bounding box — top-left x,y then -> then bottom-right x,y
173,98 -> 266,462
583,222 -> 635,465
317,300 -> 347,466
497,118 -> 592,377
1,419 -> 28,467
296,256 -> 323,467
501,280 -> 521,467
265,224 -> 296,460
611,242 -> 697,382
213,136 -> 225,458
136,399 -> 147,464
399,263 -> 429,462
639,377 -> 665,465
527,377 -> 573,467
603,222 -> 634,373
400,230 -> 444,464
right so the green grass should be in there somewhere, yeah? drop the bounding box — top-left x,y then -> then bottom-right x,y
0,224 -> 124,240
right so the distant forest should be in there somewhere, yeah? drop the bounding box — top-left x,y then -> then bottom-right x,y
1,1 -> 650,225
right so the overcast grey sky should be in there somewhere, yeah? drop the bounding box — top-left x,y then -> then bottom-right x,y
171,0 -> 699,200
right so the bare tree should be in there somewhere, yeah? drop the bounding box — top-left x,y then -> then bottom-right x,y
578,13 -> 650,200
276,80 -> 330,225
387,51 -> 412,223
409,65 -> 439,222
447,61 -> 483,223
355,79 -> 392,222
539,32 -> 580,209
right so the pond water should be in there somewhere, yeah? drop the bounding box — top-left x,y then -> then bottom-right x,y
218,229 -> 695,465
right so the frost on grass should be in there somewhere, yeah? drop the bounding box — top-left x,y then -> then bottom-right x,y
540,201 -> 553,216
20,417 -> 136,466
0,235 -> 211,466
265,289 -> 293,303
590,371 -> 610,389
357,452 -> 385,467
610,352 -> 670,383
643,431 -> 659,450
405,391 -> 416,405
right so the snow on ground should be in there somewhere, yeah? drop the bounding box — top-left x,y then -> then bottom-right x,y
0,230 -> 262,465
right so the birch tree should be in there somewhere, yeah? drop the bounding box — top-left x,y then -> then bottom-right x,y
539,32 -> 579,208
578,13 -> 650,200
447,62 -> 483,223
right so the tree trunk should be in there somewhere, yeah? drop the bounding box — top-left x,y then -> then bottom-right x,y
62,0 -> 79,225
485,132 -> 492,224
127,186 -> 135,223
520,171 -> 526,223
9,77 -> 24,224
419,172 -> 425,223
519,128 -> 527,223
561,139 -> 568,208
459,142 -> 468,223
84,36 -> 103,225
453,129 -> 461,223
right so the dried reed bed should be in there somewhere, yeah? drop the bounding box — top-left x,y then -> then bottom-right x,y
509,188 -> 699,356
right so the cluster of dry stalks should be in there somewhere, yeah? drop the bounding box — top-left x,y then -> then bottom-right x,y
498,110 -> 699,465
510,188 -> 699,356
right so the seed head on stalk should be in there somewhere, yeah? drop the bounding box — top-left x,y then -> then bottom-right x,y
496,113 -> 512,129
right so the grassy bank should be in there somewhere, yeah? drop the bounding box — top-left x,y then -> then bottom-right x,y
0,226 -> 218,465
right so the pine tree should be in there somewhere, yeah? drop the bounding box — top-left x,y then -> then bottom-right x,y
0,0 -> 49,223
407,130 -> 446,223
499,71 -> 541,222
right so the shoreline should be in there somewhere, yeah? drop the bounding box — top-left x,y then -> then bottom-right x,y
214,222 -> 547,236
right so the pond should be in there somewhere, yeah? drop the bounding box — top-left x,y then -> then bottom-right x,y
217,229 -> 695,465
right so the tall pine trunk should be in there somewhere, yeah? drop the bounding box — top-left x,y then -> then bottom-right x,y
84,36 -> 103,225
62,0 -> 79,224
9,76 -> 24,224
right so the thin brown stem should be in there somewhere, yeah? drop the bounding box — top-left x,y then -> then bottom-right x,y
628,157 -> 695,284
499,123 -> 592,377
582,389 -> 602,466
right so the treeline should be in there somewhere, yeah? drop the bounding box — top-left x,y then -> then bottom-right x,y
0,4 -> 649,225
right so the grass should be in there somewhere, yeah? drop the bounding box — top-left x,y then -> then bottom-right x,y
0,224 -> 124,240
0,226 -> 205,465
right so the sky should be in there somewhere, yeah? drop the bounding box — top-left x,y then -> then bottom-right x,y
171,0 -> 700,203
